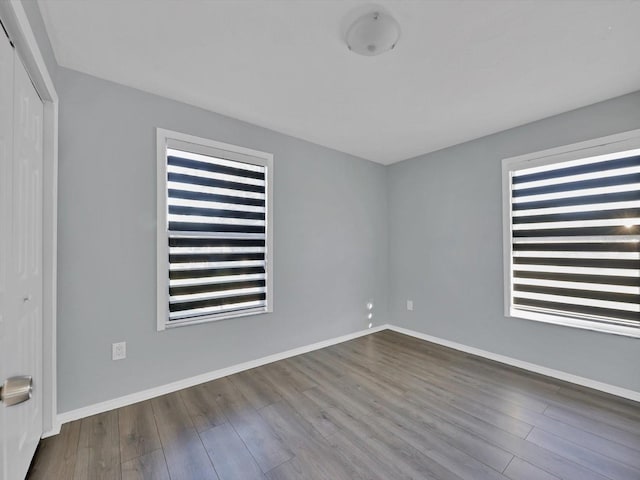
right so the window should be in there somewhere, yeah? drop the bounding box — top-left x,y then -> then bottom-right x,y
157,129 -> 273,330
502,130 -> 640,338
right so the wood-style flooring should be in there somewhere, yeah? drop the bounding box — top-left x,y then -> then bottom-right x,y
27,330 -> 640,479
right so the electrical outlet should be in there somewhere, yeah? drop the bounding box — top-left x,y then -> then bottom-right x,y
407,300 -> 414,311
112,342 -> 126,360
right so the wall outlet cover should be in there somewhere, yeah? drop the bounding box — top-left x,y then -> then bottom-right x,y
112,342 -> 126,360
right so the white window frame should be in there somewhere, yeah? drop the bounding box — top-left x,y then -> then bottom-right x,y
502,129 -> 640,339
156,128 -> 274,330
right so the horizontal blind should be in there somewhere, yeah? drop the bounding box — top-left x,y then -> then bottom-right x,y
510,150 -> 640,328
166,148 -> 267,321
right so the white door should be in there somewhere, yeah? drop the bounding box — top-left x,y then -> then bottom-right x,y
0,29 -> 44,480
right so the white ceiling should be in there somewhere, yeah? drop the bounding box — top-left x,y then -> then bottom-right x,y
38,0 -> 640,164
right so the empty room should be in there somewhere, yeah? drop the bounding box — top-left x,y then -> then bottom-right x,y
0,0 -> 639,479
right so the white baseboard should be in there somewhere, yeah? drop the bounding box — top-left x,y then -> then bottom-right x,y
387,325 -> 640,403
47,324 -> 390,437
46,321 -> 639,438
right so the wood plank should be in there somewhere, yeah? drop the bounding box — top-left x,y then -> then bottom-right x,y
371,333 -> 561,403
526,428 -> 640,480
287,361 -> 373,419
506,407 -> 640,469
364,411 -> 510,480
200,422 -> 265,480
179,383 -> 227,432
325,345 -> 535,440
327,344 -> 612,480
335,335 -> 551,415
120,449 -> 170,480
259,401 -> 360,480
370,344 -> 639,467
228,368 -> 282,410
277,358 -> 318,391
543,404 -> 640,450
265,457 -> 326,480
324,429 -> 414,480
312,399 -> 466,480
542,392 -> 640,436
302,354 -> 516,474
213,377 -> 293,472
556,385 -> 640,420
398,390 -> 612,480
504,457 -> 561,480
261,360 -> 318,394
74,411 -> 121,480
279,390 -> 339,438
118,400 -> 162,463
27,421 -> 81,479
151,392 -> 218,479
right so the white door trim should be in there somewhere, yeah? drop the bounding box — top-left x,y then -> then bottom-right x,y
0,0 -> 59,436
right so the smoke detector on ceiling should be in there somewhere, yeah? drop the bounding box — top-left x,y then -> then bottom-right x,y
345,10 -> 401,56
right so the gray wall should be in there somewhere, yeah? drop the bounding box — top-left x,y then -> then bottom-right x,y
388,91 -> 640,393
56,67 -> 388,412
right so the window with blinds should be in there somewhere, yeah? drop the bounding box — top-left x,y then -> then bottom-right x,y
504,136 -> 640,338
157,129 -> 273,329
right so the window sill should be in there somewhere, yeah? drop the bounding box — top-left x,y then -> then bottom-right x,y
508,308 -> 640,339
160,307 -> 270,330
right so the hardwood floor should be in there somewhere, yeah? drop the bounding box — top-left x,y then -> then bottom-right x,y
27,330 -> 640,480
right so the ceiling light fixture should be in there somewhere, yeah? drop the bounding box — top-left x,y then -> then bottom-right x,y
345,10 -> 400,56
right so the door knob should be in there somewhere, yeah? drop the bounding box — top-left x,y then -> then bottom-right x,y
0,376 -> 32,406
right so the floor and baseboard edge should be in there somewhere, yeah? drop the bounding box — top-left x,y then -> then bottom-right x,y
387,324 -> 640,403
46,324 -> 390,437
46,322 -> 639,438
